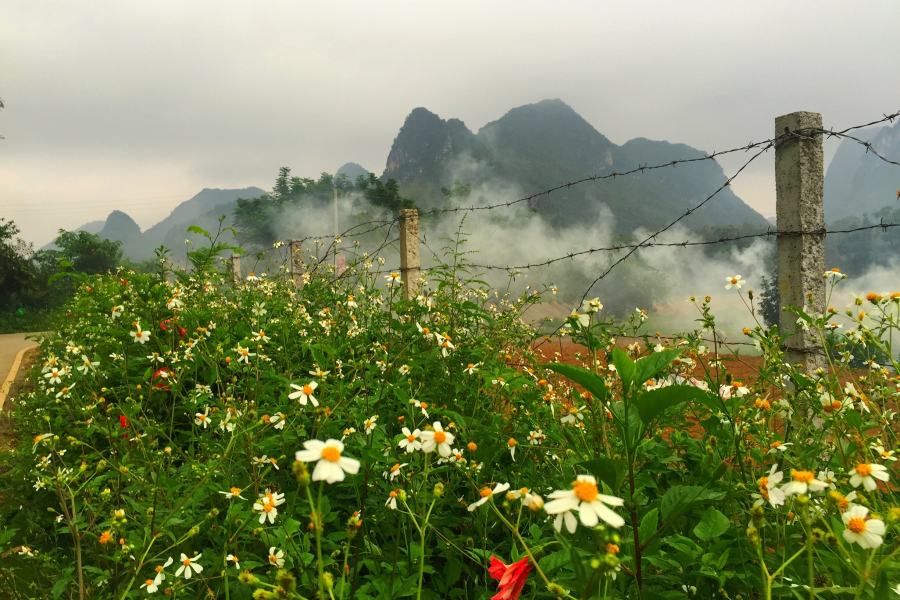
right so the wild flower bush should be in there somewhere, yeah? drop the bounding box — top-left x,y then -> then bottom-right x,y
2,227 -> 900,600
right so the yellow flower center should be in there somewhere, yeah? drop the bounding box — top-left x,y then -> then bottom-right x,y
508,439 -> 516,447
230,487 -> 241,495
391,464 -> 401,472
406,434 -> 416,442
183,558 -> 192,566
269,555 -> 278,563
146,579 -> 154,585
847,517 -> 867,534
573,479 -> 599,502
791,470 -> 815,483
321,446 -> 341,462
433,431 -> 447,444
730,278 -> 738,284
480,487 -> 493,498
857,463 -> 873,477
263,502 -> 274,513
303,385 -> 313,395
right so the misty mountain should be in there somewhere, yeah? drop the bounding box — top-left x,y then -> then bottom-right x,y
382,99 -> 768,232
336,162 -> 370,183
824,123 -> 899,222
63,187 -> 264,261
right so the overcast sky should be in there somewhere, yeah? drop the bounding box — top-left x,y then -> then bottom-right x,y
2,1 -> 898,245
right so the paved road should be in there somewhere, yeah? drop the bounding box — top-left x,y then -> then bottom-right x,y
0,333 -> 40,408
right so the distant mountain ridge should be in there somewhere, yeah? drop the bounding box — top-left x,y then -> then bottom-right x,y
62,187 -> 265,261
381,99 -> 768,233
824,123 -> 900,222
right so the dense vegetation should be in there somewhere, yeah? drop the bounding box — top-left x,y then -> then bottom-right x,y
232,168 -> 414,249
2,222 -> 900,599
0,220 -> 127,332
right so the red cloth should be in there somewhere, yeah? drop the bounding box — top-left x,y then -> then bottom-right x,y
488,556 -> 532,600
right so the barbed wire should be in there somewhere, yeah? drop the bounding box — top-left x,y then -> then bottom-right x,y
237,110 -> 899,252
411,109 -> 899,219
456,222 -> 900,272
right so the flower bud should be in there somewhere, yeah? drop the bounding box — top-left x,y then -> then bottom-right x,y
433,483 -> 444,498
293,461 -> 310,488
548,583 -> 565,597
746,526 -> 759,544
238,570 -> 258,584
749,505 -> 765,525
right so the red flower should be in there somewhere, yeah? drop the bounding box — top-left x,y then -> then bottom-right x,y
488,556 -> 532,600
120,280 -> 128,286
119,415 -> 130,439
160,319 -> 171,331
177,327 -> 187,338
152,368 -> 171,390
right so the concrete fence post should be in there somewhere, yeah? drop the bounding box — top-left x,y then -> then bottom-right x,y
399,209 -> 421,300
775,111 -> 826,376
230,253 -> 241,283
289,239 -> 304,287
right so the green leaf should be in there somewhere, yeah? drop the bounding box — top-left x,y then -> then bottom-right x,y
576,457 -> 626,491
636,385 -> 712,424
660,485 -> 726,520
611,347 -> 635,389
693,507 -> 730,542
52,576 -> 73,600
543,362 -> 608,402
186,225 -> 211,238
638,508 -> 659,546
538,549 -> 571,576
632,349 -> 681,386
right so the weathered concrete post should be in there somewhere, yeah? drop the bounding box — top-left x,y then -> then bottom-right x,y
775,112 -> 826,376
399,209 -> 420,300
230,253 -> 241,283
289,239 -> 304,287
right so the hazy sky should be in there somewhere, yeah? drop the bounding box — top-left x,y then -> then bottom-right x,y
2,1 -> 899,246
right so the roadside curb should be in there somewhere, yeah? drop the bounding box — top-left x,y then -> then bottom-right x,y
0,345 -> 35,411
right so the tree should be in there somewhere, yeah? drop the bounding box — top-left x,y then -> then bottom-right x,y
356,173 -> 415,213
0,219 -> 38,311
759,269 -> 780,329
49,230 -> 123,275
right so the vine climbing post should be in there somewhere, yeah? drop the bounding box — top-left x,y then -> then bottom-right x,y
399,209 -> 421,300
775,111 -> 826,377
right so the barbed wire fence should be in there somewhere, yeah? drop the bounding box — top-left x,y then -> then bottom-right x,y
228,109 -> 899,355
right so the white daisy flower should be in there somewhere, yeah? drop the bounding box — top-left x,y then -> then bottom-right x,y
849,462 -> 890,491
725,275 -> 744,290
419,422 -> 455,457
267,547 -> 285,568
289,381 -> 319,406
398,428 -> 422,453
544,475 -> 625,531
780,469 -> 829,496
174,553 -> 203,579
753,464 -> 786,507
295,439 -> 361,484
467,483 -> 510,512
841,505 -> 885,548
